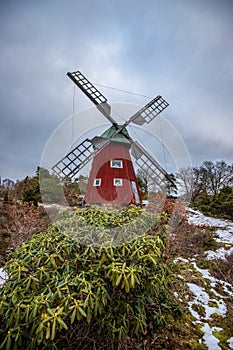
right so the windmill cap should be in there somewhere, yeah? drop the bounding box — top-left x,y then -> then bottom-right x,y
100,125 -> 131,146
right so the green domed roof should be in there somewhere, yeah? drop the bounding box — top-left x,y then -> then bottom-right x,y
101,125 -> 131,145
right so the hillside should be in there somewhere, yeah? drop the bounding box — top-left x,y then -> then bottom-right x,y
0,202 -> 232,349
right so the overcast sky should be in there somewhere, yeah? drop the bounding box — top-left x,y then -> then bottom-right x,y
0,0 -> 233,181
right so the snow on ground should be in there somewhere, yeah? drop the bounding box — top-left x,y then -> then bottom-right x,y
206,246 -> 233,260
188,208 -> 233,259
191,261 -> 233,297
0,267 -> 8,288
228,338 -> 233,349
188,208 -> 233,245
201,324 -> 223,350
39,203 -> 72,211
187,282 -> 227,320
174,209 -> 233,349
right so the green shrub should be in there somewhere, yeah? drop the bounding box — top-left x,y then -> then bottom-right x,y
0,207 -> 179,349
192,186 -> 233,220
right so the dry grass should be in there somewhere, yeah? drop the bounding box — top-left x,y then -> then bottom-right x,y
0,202 -> 50,265
166,218 -> 221,260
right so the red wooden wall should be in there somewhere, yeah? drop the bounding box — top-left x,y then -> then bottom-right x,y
85,142 -> 142,205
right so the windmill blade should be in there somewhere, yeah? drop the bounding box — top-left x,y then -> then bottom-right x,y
124,95 -> 169,127
67,71 -> 117,125
52,138 -> 94,179
131,141 -> 174,188
52,137 -> 112,180
52,138 -> 101,180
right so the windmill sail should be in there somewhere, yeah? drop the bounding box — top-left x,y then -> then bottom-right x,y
67,71 -> 117,125
131,141 -> 174,188
52,137 -> 113,180
52,138 -> 96,179
127,95 -> 169,126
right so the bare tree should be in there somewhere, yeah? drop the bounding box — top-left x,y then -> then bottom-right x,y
176,167 -> 193,199
177,161 -> 233,203
202,160 -> 233,195
176,166 -> 204,202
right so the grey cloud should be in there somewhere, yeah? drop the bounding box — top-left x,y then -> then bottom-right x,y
0,0 -> 233,180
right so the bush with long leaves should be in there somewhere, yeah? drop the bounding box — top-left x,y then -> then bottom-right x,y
0,207 -> 180,349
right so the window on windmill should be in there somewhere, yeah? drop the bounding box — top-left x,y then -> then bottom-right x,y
93,178 -> 101,186
113,178 -> 122,186
110,160 -> 123,168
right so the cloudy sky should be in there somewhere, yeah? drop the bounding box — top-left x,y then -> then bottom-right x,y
0,0 -> 233,181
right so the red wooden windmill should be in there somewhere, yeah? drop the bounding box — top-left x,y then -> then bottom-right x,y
52,71 -> 174,205
84,124 -> 141,205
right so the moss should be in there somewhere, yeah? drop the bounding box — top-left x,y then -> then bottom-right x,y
196,323 -> 204,331
152,311 -> 203,349
207,305 -> 233,350
202,236 -> 218,249
192,304 -> 206,318
210,313 -> 223,321
208,226 -> 218,232
212,328 -> 233,349
208,300 -> 219,308
198,260 -> 209,269
189,342 -> 207,350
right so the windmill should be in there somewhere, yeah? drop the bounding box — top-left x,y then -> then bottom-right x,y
52,70 -> 174,205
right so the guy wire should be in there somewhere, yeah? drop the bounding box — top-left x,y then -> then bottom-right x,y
94,83 -> 152,99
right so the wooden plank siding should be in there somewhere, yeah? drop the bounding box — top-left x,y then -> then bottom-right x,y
85,142 -> 142,205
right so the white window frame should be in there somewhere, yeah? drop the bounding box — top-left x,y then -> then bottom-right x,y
93,178 -> 101,187
113,178 -> 122,186
110,160 -> 123,168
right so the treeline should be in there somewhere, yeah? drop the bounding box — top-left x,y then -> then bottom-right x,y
177,160 -> 233,201
1,161 -> 233,219
0,167 -> 88,207
176,160 -> 233,220
136,160 -> 233,220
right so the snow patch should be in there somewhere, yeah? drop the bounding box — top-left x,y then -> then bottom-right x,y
228,337 -> 233,349
0,268 -> 8,288
192,261 -> 233,297
201,324 -> 223,350
206,247 -> 233,260
215,229 -> 233,245
173,257 -> 190,264
187,283 -> 227,320
188,208 -> 233,245
175,209 -> 233,349
39,203 -> 71,211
